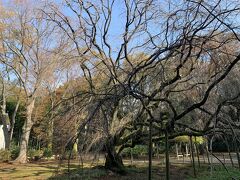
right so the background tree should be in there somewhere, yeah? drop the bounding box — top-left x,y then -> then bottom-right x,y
0,1 -> 65,163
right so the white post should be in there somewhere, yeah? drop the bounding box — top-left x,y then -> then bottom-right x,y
0,125 -> 5,150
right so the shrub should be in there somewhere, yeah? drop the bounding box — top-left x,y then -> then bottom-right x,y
43,148 -> 53,158
28,149 -> 43,161
64,149 -> 78,159
121,145 -> 148,158
0,149 -> 11,162
10,145 -> 20,159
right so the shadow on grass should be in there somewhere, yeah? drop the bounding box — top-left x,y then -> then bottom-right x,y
49,166 -> 107,180
0,161 -> 58,179
0,167 -> 16,173
187,165 -> 240,180
0,161 -> 198,179
49,164 -> 193,180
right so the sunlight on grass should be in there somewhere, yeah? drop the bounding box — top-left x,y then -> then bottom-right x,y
0,163 -> 56,179
0,161 -> 101,180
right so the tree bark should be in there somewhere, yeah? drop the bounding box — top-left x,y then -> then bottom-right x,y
130,147 -> 133,165
206,142 -> 210,165
165,130 -> 170,180
148,119 -> 153,180
47,95 -> 54,150
14,98 -> 35,163
224,137 -> 234,167
190,136 -> 196,178
105,143 -> 125,174
234,139 -> 240,169
10,99 -> 20,142
195,137 -> 200,168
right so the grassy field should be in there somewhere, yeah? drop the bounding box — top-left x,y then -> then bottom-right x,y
187,165 -> 240,180
0,160 -> 239,180
0,161 -> 57,180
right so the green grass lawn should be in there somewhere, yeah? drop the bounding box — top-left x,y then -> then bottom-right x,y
0,161 -> 59,179
187,165 -> 240,180
51,164 -> 240,180
0,160 -> 239,180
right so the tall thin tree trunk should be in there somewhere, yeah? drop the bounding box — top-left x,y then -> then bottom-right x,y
130,147 -> 133,165
148,119 -> 153,180
10,99 -> 20,142
222,153 -> 225,164
14,98 -> 35,163
203,152 -> 206,164
157,144 -> 160,160
234,139 -> 240,169
224,137 -> 234,167
47,114 -> 54,150
210,137 -> 214,177
195,137 -> 200,168
47,96 -> 54,150
190,136 -> 196,178
165,130 -> 170,180
206,143 -> 210,165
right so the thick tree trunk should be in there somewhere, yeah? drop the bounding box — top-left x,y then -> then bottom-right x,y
14,98 -> 35,163
105,143 -> 125,174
